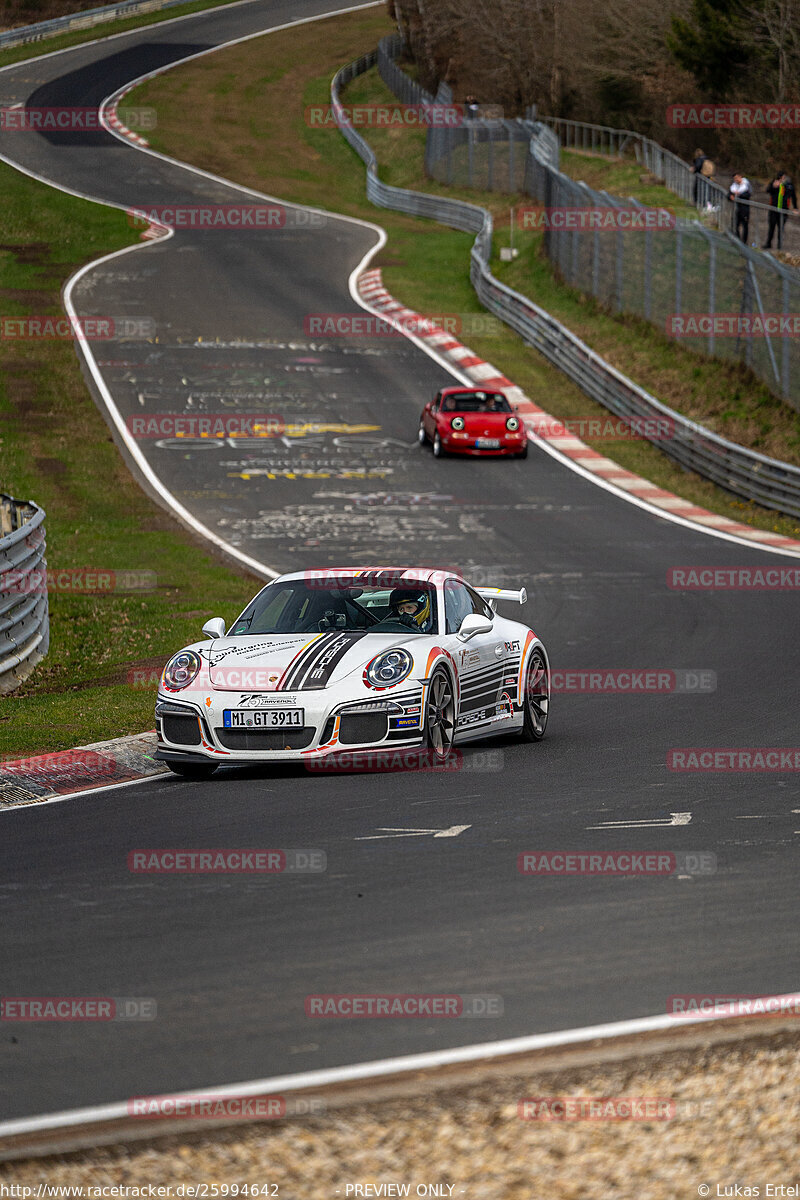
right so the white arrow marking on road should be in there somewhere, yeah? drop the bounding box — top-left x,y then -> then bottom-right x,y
355,825 -> 472,841
586,812 -> 692,829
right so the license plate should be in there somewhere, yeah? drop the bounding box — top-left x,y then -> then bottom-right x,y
223,708 -> 304,728
476,438 -> 501,448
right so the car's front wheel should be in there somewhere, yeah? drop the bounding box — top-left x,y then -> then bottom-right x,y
418,422 -> 427,446
433,433 -> 445,458
425,667 -> 456,759
166,761 -> 219,780
519,648 -> 549,741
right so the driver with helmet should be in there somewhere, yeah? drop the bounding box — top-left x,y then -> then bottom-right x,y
387,587 -> 432,631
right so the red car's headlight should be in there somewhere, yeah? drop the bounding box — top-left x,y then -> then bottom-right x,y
506,416 -> 520,432
451,416 -> 465,431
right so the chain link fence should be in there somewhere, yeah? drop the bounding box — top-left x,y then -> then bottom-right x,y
524,153 -> 800,408
377,35 -> 559,190
545,117 -> 799,257
336,49 -> 800,518
376,36 -> 800,411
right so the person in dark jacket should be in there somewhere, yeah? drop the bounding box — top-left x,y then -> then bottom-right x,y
691,149 -> 707,204
728,172 -> 752,243
763,171 -> 798,249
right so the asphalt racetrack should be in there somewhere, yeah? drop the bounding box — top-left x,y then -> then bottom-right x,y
0,0 -> 798,1121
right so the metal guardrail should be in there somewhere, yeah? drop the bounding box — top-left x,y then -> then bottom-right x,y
333,54 -> 800,521
0,495 -> 49,693
0,0 -> 195,51
377,40 -> 799,408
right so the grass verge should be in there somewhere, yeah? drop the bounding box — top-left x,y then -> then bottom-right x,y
130,24 -> 800,540
4,6 -> 799,759
558,149 -> 698,218
0,160 -> 258,761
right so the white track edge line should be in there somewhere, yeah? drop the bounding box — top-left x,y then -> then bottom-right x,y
352,288 -> 800,559
64,241 -> 284,582
11,0 -> 798,560
91,8 -> 800,562
0,5 -> 795,1150
2,993 -> 798,1137
0,3 -> 384,587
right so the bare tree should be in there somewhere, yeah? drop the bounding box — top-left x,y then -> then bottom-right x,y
748,0 -> 800,99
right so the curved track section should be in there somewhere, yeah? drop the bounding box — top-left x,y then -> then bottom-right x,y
0,2 -> 798,1121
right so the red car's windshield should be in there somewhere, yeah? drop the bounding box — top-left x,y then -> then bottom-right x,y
441,391 -> 512,413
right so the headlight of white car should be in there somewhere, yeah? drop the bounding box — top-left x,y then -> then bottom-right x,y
162,650 -> 201,690
366,648 -> 413,688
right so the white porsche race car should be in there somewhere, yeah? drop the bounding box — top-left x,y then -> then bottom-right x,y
155,568 -> 550,777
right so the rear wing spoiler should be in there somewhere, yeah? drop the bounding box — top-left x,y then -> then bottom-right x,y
475,586 -> 527,610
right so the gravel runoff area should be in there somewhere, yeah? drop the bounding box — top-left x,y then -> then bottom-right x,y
2,1031 -> 798,1198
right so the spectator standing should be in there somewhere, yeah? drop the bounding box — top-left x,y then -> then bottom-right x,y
763,171 -> 798,249
728,172 -> 752,243
691,148 -> 707,203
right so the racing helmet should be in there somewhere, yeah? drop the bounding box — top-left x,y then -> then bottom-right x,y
388,587 -> 431,628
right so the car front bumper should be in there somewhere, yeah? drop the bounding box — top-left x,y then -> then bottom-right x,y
441,434 -> 527,455
154,687 -> 426,765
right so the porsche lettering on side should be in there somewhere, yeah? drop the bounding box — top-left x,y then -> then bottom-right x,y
419,387 -> 528,458
154,568 -> 549,778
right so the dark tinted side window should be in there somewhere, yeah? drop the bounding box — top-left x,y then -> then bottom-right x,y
465,585 -> 493,620
444,581 -> 475,633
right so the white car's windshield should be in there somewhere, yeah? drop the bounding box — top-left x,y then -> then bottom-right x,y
231,579 -> 437,636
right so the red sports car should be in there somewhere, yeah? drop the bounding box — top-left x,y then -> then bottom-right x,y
418,387 -> 528,458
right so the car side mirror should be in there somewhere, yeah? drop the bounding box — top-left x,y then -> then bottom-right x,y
202,617 -> 227,639
457,613 -> 493,641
